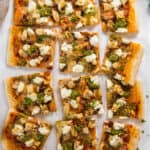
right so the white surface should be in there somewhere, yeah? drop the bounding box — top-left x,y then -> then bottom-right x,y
0,0 -> 150,150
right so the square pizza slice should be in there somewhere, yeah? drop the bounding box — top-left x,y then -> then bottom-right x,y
8,26 -> 58,69
2,110 -> 52,150
100,121 -> 140,150
14,0 -> 100,30
59,75 -> 103,119
59,31 -> 100,74
5,72 -> 56,116
106,78 -> 144,120
101,34 -> 143,85
56,118 -> 97,150
100,0 -> 137,33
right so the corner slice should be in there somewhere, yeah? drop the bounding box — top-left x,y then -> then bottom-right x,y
100,121 -> 140,150
2,110 -> 52,150
101,34 -> 143,85
5,72 -> 56,116
56,118 -> 97,150
59,75 -> 103,119
100,0 -> 138,33
8,26 -> 57,69
106,78 -> 144,120
59,31 -> 100,74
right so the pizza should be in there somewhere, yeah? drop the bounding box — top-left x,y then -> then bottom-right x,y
101,34 -> 143,85
106,78 -> 144,120
14,0 -> 100,30
100,121 -> 140,150
56,118 -> 97,150
59,75 -> 103,119
2,110 -> 51,150
100,0 -> 137,33
59,31 -> 100,74
8,26 -> 57,69
5,72 -> 56,116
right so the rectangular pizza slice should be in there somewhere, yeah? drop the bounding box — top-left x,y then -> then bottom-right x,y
100,0 -> 137,33
7,26 -> 57,69
56,118 -> 97,150
5,72 -> 56,116
59,75 -> 103,119
106,78 -> 144,120
59,31 -> 100,74
14,0 -> 100,30
100,121 -> 140,150
101,34 -> 143,85
2,110 -> 52,150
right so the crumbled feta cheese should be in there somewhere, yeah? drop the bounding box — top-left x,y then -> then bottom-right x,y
113,122 -> 125,130
62,125 -> 71,135
108,109 -> 113,119
73,32 -> 83,39
36,17 -> 49,24
27,28 -> 34,35
27,93 -> 37,101
94,102 -> 104,114
65,3 -> 74,15
90,35 -> 98,47
75,22 -> 83,29
12,124 -> 24,136
59,63 -> 66,70
75,0 -> 86,6
28,0 -> 36,12
36,28 -> 54,36
29,56 -> 43,67
69,100 -> 78,109
17,82 -> 25,93
57,143 -> 63,150
105,59 -> 112,68
61,88 -> 72,99
107,79 -> 113,89
111,0 -> 122,8
122,38 -> 130,44
90,76 -> 99,85
39,45 -> 50,56
84,53 -> 97,63
114,73 -> 123,81
44,94 -> 52,103
45,0 -> 54,6
116,98 -> 127,105
76,145 -> 84,150
23,44 -> 30,51
61,42 -> 73,52
38,126 -> 50,135
33,77 -> 44,84
72,64 -> 84,73
116,28 -> 128,33
109,135 -> 122,147
25,139 -> 34,147
32,106 -> 40,115
115,49 -> 123,57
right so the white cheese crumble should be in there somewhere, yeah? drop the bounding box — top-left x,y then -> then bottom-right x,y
61,88 -> 72,99
45,0 -> 54,6
38,126 -> 50,135
113,122 -> 125,130
33,77 -> 44,84
106,79 -> 113,89
116,28 -> 128,33
114,73 -> 123,81
12,124 -> 24,136
95,102 -> 104,115
32,106 -> 41,115
109,135 -> 122,147
111,0 -> 122,8
17,82 -> 25,93
122,38 -> 130,44
61,42 -> 73,52
62,125 -> 71,135
36,28 -> 54,36
69,100 -> 78,109
28,0 -> 36,12
105,59 -> 112,68
84,53 -> 97,63
115,48 -> 123,57
59,63 -> 66,70
73,32 -> 83,39
29,56 -> 43,67
108,109 -> 113,119
72,64 -> 84,73
116,98 -> 127,105
65,3 -> 74,15
36,17 -> 49,24
27,93 -> 37,101
75,22 -> 83,29
90,35 -> 98,47
57,143 -> 63,150
23,44 -> 30,51
90,76 -> 99,85
25,139 -> 34,147
39,45 -> 51,56
44,95 -> 52,103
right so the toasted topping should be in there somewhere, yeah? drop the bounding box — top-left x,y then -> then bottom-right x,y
32,106 -> 41,115
113,122 -> 125,130
33,77 -> 44,84
109,135 -> 122,147
38,126 -> 50,135
61,42 -> 73,52
72,64 -> 84,73
12,124 -> 24,136
62,125 -> 71,135
61,88 -> 72,99
90,35 -> 98,47
17,82 -> 25,93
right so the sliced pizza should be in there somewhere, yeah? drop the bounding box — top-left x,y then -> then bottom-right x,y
8,26 -> 57,69
56,118 -> 97,150
59,75 -> 103,119
2,110 -> 52,150
59,31 -> 100,74
5,72 -> 56,116
100,0 -> 137,33
14,0 -> 100,30
100,121 -> 140,150
101,34 -> 143,85
106,78 -> 144,120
